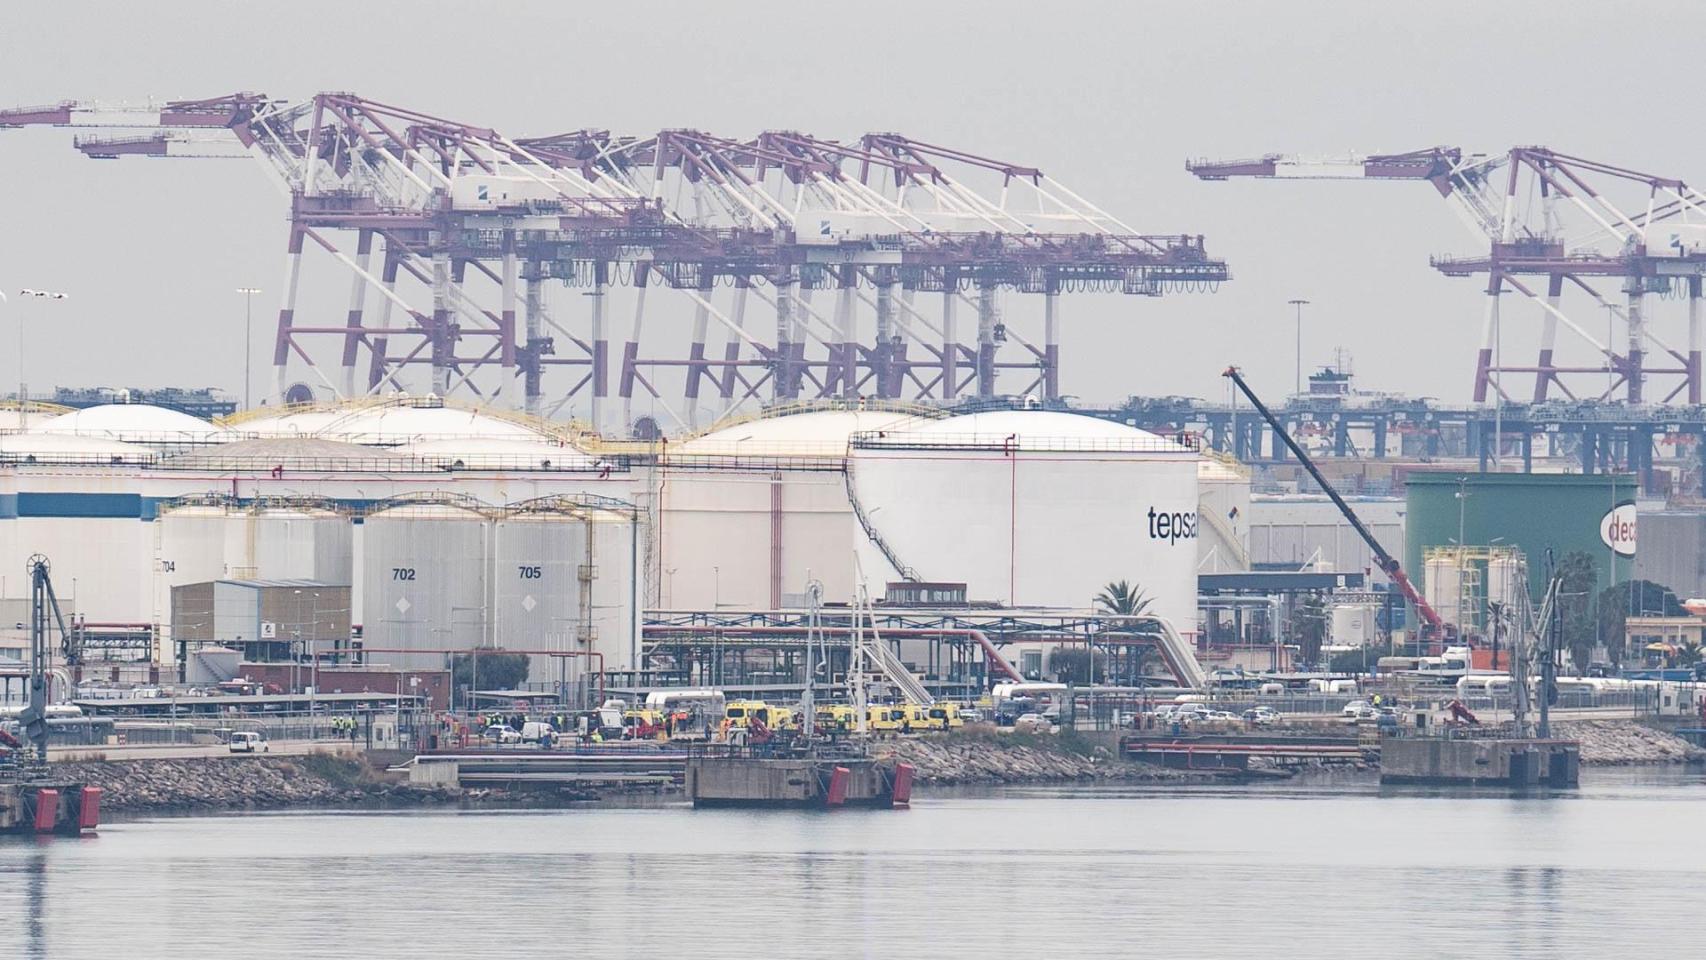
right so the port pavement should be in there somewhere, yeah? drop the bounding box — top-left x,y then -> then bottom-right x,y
48,738 -> 362,762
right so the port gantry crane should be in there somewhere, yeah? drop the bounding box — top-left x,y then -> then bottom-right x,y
0,94 -> 1228,432
1190,147 -> 1706,407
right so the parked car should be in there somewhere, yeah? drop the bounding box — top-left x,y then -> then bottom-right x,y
1242,706 -> 1280,726
1148,703 -> 1206,727
485,724 -> 522,744
1012,713 -> 1057,734
228,731 -> 269,754
1341,700 -> 1374,718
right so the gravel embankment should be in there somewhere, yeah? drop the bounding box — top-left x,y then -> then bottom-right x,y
875,733 -> 1194,785
1547,721 -> 1706,765
50,755 -> 454,812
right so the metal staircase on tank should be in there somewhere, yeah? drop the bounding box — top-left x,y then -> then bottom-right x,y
843,462 -> 919,582
1197,508 -> 1251,570
852,584 -> 935,706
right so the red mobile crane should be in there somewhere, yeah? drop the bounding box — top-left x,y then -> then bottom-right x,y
1221,367 -> 1448,641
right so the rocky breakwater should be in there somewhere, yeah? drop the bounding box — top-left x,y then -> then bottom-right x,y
52,754 -> 454,812
877,731 -> 1193,785
1548,720 -> 1706,765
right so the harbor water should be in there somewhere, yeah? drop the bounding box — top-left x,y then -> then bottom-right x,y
2,768 -> 1703,959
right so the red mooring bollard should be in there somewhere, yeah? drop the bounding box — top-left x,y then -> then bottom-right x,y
78,787 -> 102,831
33,789 -> 59,833
826,766 -> 850,806
891,763 -> 916,806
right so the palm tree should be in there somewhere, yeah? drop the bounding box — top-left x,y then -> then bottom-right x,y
1095,579 -> 1157,683
1095,579 -> 1153,617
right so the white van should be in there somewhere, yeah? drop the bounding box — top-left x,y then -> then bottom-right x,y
520,721 -> 557,744
228,731 -> 269,753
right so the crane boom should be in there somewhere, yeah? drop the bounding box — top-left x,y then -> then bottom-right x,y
1187,146 -> 1506,243
1185,147 -> 1464,182
1221,366 -> 1446,635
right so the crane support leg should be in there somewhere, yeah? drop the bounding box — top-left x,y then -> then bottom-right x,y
1533,273 -> 1562,402
941,290 -> 959,399
339,229 -> 373,398
684,276 -> 711,428
273,225 -> 306,403
1473,274 -> 1500,404
1689,277 -> 1701,405
1044,280 -> 1061,400
1626,284 -> 1645,403
618,263 -> 647,432
976,283 -> 998,397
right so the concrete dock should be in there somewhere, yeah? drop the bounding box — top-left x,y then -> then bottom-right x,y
1121,733 -> 1366,770
1381,736 -> 1580,787
683,755 -> 911,808
0,778 -> 101,834
408,747 -> 686,789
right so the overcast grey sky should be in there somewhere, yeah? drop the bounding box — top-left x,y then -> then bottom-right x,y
3,0 -> 1704,417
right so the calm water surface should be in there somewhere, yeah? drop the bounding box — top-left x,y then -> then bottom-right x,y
2,768 -> 1703,959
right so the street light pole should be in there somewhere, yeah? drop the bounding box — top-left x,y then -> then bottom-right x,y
294,587 -> 320,738
236,287 -> 262,410
1288,299 -> 1310,397
10,288 -> 69,428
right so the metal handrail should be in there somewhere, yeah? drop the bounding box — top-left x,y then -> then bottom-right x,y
844,458 -> 919,581
0,452 -> 160,465
850,431 -> 1199,453
694,398 -> 946,438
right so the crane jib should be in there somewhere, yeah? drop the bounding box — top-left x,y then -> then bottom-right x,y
1221,367 -> 1445,631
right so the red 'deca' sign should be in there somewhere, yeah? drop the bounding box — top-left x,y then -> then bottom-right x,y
1600,501 -> 1637,558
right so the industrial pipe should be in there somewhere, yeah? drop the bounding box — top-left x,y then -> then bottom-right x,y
332,647 -> 605,705
641,625 -> 1025,682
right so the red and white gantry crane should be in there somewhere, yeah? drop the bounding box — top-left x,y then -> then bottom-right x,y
1190,147 -> 1706,405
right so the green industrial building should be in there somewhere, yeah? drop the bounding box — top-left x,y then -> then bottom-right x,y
1404,471 -> 1636,603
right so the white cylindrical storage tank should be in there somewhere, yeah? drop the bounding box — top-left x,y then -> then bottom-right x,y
1330,603 -> 1376,647
1487,552 -> 1524,610
1424,554 -> 1462,629
586,507 -> 640,673
661,406 -> 927,611
847,411 -> 1199,632
360,500 -> 491,671
154,500 -> 355,639
247,505 -> 354,585
153,503 -> 244,646
492,505 -> 586,689
1197,456 -> 1252,572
